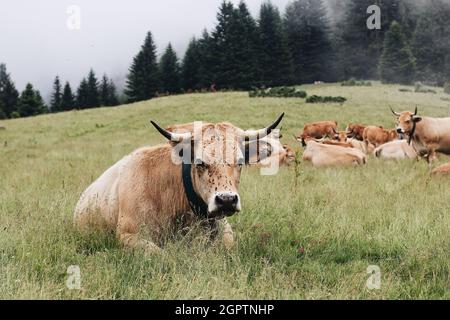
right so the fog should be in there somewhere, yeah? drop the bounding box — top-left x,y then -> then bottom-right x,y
0,0 -> 292,99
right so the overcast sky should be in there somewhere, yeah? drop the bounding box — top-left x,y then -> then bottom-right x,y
0,0 -> 291,99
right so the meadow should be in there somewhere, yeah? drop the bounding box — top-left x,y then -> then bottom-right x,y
0,82 -> 449,299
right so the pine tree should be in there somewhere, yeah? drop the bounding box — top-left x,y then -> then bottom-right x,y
231,1 -> 260,89
0,63 -> 19,118
379,21 -> 415,84
412,0 -> 450,85
0,100 -> 6,119
107,80 -> 119,106
257,2 -> 293,86
100,75 -> 120,106
285,0 -> 334,84
338,0 -> 403,80
125,31 -> 160,102
197,30 -> 216,89
50,76 -> 62,112
76,78 -> 89,109
182,38 -> 202,91
159,43 -> 181,93
18,83 -> 47,117
210,1 -> 238,89
86,69 -> 100,108
61,82 -> 75,111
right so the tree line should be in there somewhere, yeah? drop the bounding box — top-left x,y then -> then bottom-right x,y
0,65 -> 120,119
1,0 -> 450,118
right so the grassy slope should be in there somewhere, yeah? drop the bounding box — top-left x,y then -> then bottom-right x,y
0,82 -> 449,299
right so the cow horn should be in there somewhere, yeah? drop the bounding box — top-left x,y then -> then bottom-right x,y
413,106 -> 418,116
150,120 -> 192,142
389,106 -> 401,117
240,113 -> 285,140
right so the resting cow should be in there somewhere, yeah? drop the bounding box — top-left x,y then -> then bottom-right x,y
74,114 -> 285,253
346,123 -> 365,141
363,125 -> 398,148
391,107 -> 450,164
374,140 -> 417,160
301,139 -> 366,167
297,120 -> 338,146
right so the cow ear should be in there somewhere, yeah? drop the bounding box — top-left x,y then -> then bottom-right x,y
413,117 -> 422,123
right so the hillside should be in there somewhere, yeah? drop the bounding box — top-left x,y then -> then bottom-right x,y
0,82 -> 449,299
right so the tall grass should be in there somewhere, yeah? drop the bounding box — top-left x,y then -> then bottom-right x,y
0,82 -> 449,299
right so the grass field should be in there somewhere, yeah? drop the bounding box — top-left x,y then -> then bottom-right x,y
1,82 -> 450,299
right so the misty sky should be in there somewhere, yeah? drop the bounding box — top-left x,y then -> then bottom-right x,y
0,0 -> 291,99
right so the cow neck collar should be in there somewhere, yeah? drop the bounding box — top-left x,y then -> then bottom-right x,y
182,162 -> 209,219
408,120 -> 417,145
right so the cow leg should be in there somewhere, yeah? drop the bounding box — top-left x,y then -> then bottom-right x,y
220,218 -> 235,250
426,149 -> 437,165
117,217 -> 161,254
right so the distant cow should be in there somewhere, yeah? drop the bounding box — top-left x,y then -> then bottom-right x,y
374,140 -> 417,160
346,123 -> 365,141
297,120 -> 338,146
363,125 -> 398,147
391,107 -> 450,163
74,114 -> 284,253
246,138 -> 296,167
0,125 -> 5,130
301,139 -> 366,167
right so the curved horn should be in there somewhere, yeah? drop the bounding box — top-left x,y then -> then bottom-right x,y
413,106 -> 418,116
240,113 -> 285,140
150,120 -> 192,142
390,106 -> 401,117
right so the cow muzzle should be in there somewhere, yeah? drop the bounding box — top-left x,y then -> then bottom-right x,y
208,192 -> 241,218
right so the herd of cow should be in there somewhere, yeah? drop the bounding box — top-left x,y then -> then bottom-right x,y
73,108 -> 450,253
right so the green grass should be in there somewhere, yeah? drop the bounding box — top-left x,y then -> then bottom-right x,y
1,82 -> 450,299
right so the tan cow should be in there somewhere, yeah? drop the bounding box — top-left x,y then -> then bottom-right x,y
363,126 -> 398,148
391,107 -> 450,163
347,138 -> 375,155
246,138 -> 296,167
74,114 -> 285,253
297,120 -> 339,146
346,123 -> 365,141
374,140 -> 417,160
301,139 -> 366,167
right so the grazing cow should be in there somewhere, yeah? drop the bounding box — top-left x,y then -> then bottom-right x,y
391,107 -> 450,163
363,125 -> 398,147
431,163 -> 450,175
374,140 -> 417,160
346,123 -> 365,141
301,139 -> 366,167
297,120 -> 339,146
74,114 -> 285,253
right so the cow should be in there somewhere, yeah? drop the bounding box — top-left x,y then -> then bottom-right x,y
346,123 -> 365,141
374,140 -> 417,160
363,125 -> 398,148
347,138 -> 375,155
431,163 -> 450,175
73,114 -> 285,253
297,120 -> 339,146
246,138 -> 296,167
391,107 -> 450,164
301,139 -> 366,167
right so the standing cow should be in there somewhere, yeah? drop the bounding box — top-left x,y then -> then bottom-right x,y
74,114 -> 285,253
391,107 -> 450,163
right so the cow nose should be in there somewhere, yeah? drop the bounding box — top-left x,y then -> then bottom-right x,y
396,128 -> 403,134
215,194 -> 238,207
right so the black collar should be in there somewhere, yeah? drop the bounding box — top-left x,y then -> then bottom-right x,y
408,120 -> 417,145
182,162 -> 209,219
